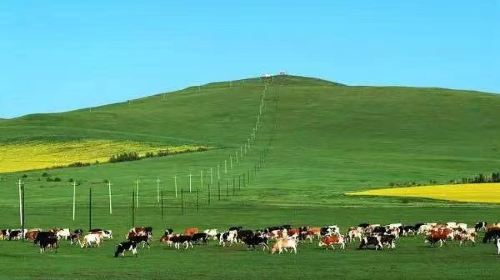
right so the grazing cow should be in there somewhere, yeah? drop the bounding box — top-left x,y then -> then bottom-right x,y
80,233 -> 102,248
242,234 -> 269,251
475,222 -> 487,232
34,232 -> 58,253
203,229 -> 218,240
271,238 -> 297,254
128,235 -> 151,249
380,234 -> 396,249
319,235 -> 345,250
483,229 -> 500,243
191,233 -> 208,244
359,236 -> 383,250
114,241 -> 138,257
170,235 -> 193,250
184,227 -> 199,236
219,230 -> 238,247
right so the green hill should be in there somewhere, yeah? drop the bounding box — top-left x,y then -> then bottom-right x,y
0,75 -> 500,279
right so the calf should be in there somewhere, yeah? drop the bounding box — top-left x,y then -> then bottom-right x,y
271,238 -> 297,254
319,235 -> 345,250
347,227 -> 363,242
114,241 -> 138,257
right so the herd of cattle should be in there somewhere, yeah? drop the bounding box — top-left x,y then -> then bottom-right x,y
1,221 -> 500,257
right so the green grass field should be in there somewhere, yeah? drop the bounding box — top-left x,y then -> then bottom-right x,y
1,75 -> 500,279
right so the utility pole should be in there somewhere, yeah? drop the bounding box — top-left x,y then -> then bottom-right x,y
72,181 -> 76,221
156,178 -> 161,204
108,181 -> 112,214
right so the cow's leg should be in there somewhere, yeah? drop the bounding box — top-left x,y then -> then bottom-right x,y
293,246 -> 297,254
439,239 -> 443,248
132,247 -> 138,257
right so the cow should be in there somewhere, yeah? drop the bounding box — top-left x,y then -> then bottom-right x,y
359,236 -> 383,250
482,229 -> 500,243
203,229 -> 218,240
242,234 -> 269,251
80,233 -> 102,248
191,233 -> 208,244
380,234 -> 396,249
237,229 -> 254,242
25,229 -> 40,241
303,227 -> 321,243
271,238 -> 297,254
128,227 -> 152,239
347,227 -> 363,242
91,229 -> 113,239
7,229 -> 24,241
114,241 -> 138,257
425,228 -> 453,247
34,232 -> 58,253
454,231 -> 476,246
128,235 -> 150,249
496,238 -> 500,255
319,235 -> 345,250
402,225 -> 416,236
219,230 -> 238,247
320,225 -> 340,236
56,229 -> 71,240
170,235 -> 193,250
164,228 -> 174,235
475,222 -> 487,232
184,227 -> 199,236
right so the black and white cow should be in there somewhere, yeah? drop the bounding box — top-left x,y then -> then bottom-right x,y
359,236 -> 383,250
114,241 -> 138,257
380,234 -> 396,249
191,233 -> 208,244
128,235 -> 150,249
475,222 -> 487,232
242,234 -> 269,251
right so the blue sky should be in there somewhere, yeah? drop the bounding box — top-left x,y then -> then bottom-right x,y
1,0 -> 498,118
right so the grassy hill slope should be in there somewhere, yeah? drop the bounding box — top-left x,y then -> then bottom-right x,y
1,75 -> 500,279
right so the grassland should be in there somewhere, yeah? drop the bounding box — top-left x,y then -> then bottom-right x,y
348,183 -> 500,203
0,75 -> 500,279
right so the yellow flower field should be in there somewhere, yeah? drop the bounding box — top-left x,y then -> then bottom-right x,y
347,183 -> 500,203
0,140 -> 204,173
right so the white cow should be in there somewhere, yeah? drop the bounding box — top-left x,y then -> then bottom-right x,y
219,230 -> 238,247
56,229 -> 71,240
80,233 -> 102,248
204,229 -> 218,240
271,238 -> 297,254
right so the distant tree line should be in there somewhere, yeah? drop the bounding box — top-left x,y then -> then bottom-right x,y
388,171 -> 500,188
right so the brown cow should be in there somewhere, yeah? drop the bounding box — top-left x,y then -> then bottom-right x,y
319,235 -> 345,250
25,230 -> 40,241
425,228 -> 453,247
184,227 -> 199,236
